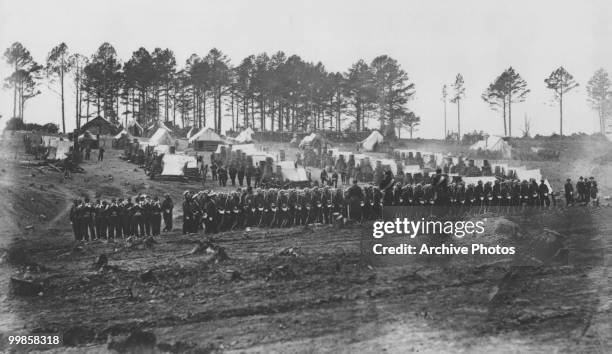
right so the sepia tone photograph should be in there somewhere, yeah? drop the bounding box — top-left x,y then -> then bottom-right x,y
0,0 -> 610,352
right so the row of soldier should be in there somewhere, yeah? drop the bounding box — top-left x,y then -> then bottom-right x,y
69,195 -> 174,241
178,171 -> 578,235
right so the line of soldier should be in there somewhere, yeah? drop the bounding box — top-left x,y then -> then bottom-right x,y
69,194 -> 175,242
564,176 -> 599,206
178,169 -> 568,235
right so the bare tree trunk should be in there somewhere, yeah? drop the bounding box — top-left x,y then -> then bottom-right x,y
217,89 -> 222,134
559,93 -> 563,136
503,97 -> 507,136
457,100 -> 461,141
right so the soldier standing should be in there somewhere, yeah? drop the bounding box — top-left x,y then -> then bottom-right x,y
182,191 -> 194,234
83,198 -> 96,241
538,180 -> 550,207
143,196 -> 152,236
161,194 -> 174,232
564,179 -> 574,206
576,177 -> 585,202
107,199 -> 120,240
320,169 -> 328,186
95,200 -> 106,239
131,198 -> 144,237
589,177 -> 599,206
211,163 -> 218,181
331,170 -> 339,188
122,197 -> 134,236
98,146 -> 105,162
237,163 -> 246,187
254,166 -> 262,188
246,164 -> 254,187
218,166 -> 228,187
229,163 -> 237,186
151,196 -> 162,236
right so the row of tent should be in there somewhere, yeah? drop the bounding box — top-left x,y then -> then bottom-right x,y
326,147 -> 550,190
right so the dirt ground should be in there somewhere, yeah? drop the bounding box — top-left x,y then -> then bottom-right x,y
0,136 -> 610,353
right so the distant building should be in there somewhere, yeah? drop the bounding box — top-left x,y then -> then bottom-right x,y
80,116 -> 120,136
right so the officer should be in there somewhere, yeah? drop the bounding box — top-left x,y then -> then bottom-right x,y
161,194 -> 174,231
346,179 -> 364,221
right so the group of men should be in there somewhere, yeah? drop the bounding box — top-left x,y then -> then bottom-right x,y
177,169 -> 570,235
208,162 -> 261,188
69,194 -> 174,241
564,176 -> 599,206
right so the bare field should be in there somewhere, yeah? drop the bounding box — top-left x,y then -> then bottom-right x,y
0,139 -> 610,353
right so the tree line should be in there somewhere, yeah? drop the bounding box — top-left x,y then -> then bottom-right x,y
3,42 -> 419,136
4,41 -> 612,138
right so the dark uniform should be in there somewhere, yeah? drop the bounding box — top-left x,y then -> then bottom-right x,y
161,195 -> 174,231
151,198 -> 162,236
229,165 -> 237,186
182,193 -> 194,234
83,200 -> 96,241
131,202 -> 146,237
122,198 -> 134,236
538,180 -> 550,207
237,164 -> 246,186
218,167 -> 228,187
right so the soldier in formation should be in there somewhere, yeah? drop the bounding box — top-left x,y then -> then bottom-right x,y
175,168 -> 585,235
69,194 -> 174,242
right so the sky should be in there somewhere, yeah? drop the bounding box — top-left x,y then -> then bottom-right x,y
1,0 -> 612,138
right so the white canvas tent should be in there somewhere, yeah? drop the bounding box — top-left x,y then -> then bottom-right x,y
277,161 -> 309,182
233,127 -> 255,143
161,154 -> 197,176
403,165 -> 422,174
359,130 -> 384,152
149,128 -> 175,146
78,131 -> 97,141
189,127 -> 224,151
49,140 -> 73,160
469,137 -> 512,159
461,176 -> 498,185
299,133 -> 321,149
114,129 -> 132,140
189,127 -> 223,143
